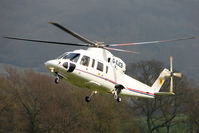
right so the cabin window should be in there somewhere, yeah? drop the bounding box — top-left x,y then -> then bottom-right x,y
63,53 -> 80,63
97,62 -> 103,72
80,56 -> 90,66
92,59 -> 95,68
106,66 -> 108,73
108,58 -> 111,63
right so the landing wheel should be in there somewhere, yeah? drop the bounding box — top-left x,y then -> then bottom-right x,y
117,97 -> 122,102
85,96 -> 91,102
55,77 -> 59,84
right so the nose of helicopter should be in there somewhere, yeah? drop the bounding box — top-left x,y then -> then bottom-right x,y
45,59 -> 76,73
44,60 -> 59,70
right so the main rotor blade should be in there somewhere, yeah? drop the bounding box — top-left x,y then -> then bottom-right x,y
49,22 -> 96,46
104,47 -> 139,54
3,36 -> 89,46
106,36 -> 196,47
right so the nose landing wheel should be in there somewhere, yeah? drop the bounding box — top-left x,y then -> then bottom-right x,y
55,77 -> 59,84
54,72 -> 65,84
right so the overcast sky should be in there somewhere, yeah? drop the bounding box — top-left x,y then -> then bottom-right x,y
0,0 -> 199,81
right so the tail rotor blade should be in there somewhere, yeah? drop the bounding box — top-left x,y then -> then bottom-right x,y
170,56 -> 173,93
170,76 -> 173,93
170,56 -> 173,72
173,72 -> 183,78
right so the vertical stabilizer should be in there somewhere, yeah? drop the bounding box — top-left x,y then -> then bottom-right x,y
151,68 -> 170,92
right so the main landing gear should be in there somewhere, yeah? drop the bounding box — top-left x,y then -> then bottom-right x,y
85,91 -> 97,102
85,90 -> 122,103
113,84 -> 124,103
117,97 -> 122,102
113,90 -> 122,103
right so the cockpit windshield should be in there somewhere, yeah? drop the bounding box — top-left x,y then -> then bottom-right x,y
59,53 -> 80,63
57,53 -> 68,59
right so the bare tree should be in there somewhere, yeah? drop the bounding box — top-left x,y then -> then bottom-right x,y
183,85 -> 199,133
1,67 -> 141,133
128,60 -> 189,133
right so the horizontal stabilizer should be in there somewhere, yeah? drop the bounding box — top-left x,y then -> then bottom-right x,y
154,92 -> 175,96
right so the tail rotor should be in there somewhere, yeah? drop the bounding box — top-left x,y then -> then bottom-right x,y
169,56 -> 182,94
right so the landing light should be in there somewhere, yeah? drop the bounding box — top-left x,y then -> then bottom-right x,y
50,68 -> 55,73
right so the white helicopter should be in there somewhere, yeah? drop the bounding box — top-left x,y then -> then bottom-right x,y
3,22 -> 195,102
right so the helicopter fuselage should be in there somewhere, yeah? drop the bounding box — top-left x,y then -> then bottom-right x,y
45,48 -> 155,99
